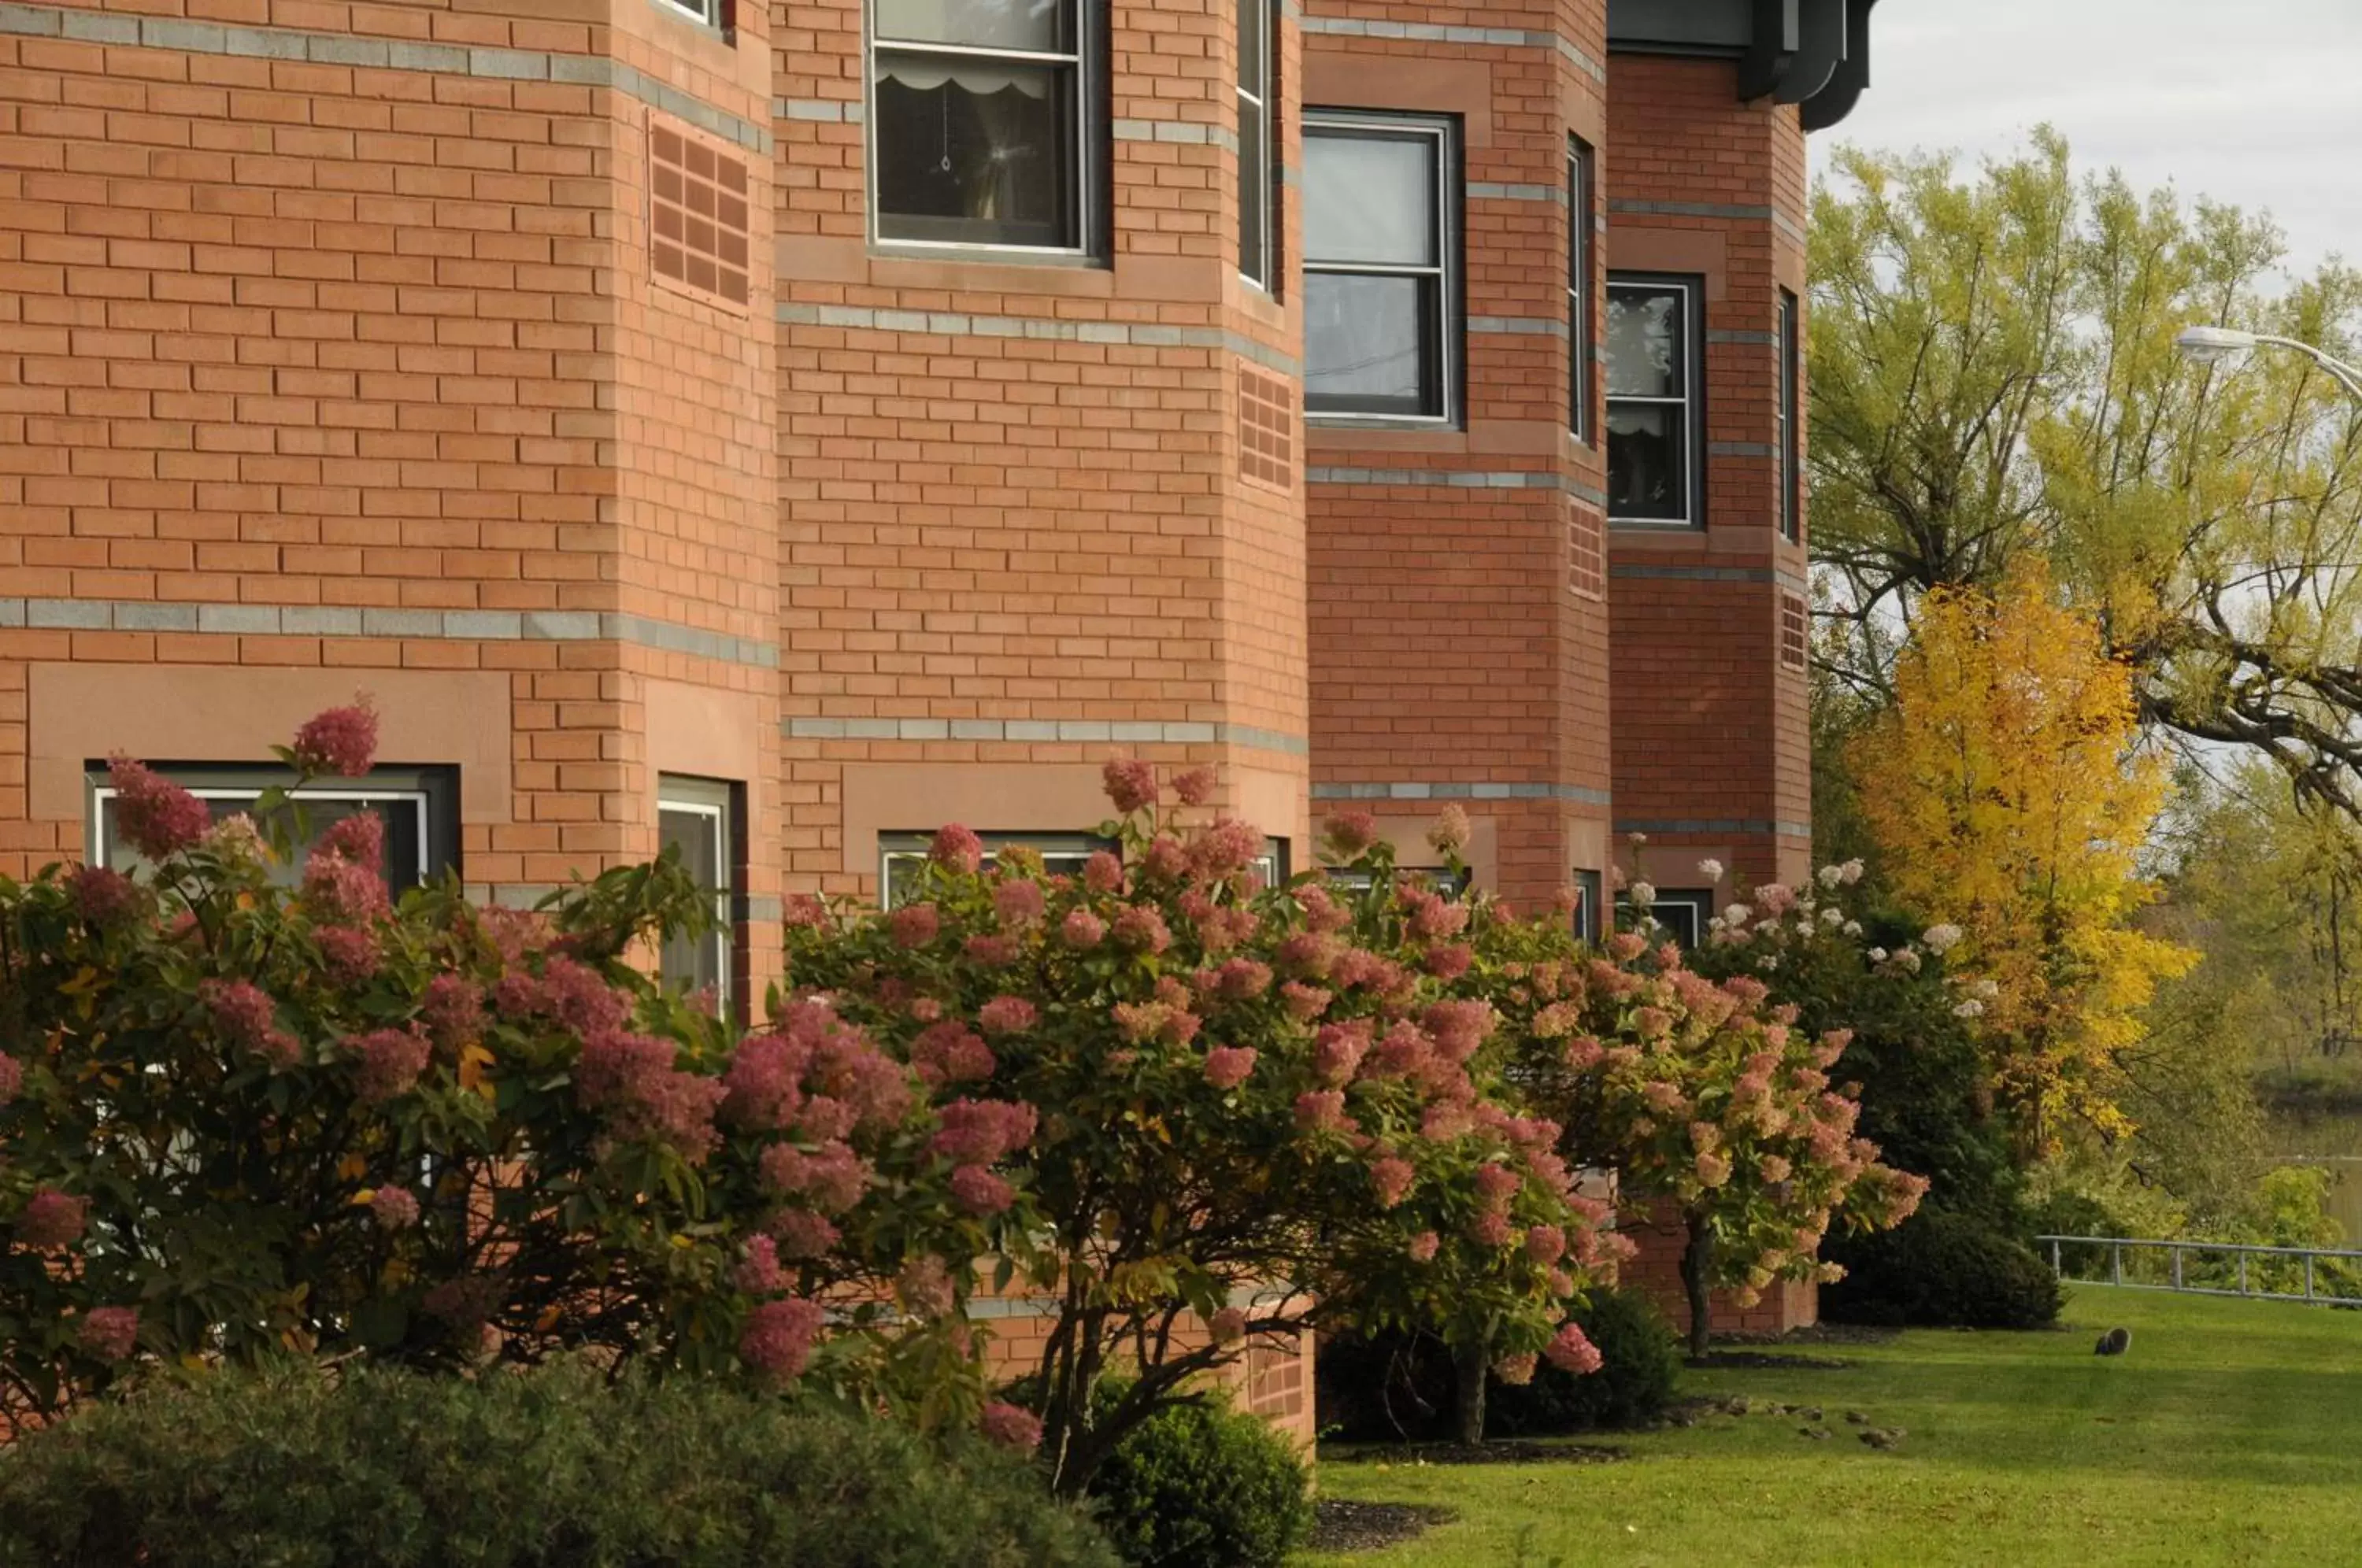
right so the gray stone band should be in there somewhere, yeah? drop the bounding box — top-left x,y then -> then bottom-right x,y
783,716 -> 1309,756
776,302 -> 1299,377
1315,781 -> 1613,805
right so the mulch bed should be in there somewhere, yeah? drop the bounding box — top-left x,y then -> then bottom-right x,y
1687,1350 -> 1857,1370
1327,1438 -> 1627,1466
1714,1323 -> 1900,1347
1307,1500 -> 1458,1555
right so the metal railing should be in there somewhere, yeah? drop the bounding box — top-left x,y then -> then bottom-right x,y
2037,1233 -> 2362,1305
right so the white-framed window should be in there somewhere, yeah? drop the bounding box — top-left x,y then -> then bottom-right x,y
1617,886 -> 1714,948
87,764 -> 457,886
869,0 -> 1095,253
1303,112 -> 1457,423
1569,137 -> 1595,442
658,775 -> 739,1018
881,830 -> 1114,906
1778,287 -> 1801,542
1237,0 -> 1274,289
653,0 -> 729,35
1325,864 -> 1470,897
1605,273 -> 1704,526
1571,867 -> 1603,945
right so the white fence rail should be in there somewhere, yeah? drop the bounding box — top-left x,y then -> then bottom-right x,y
2036,1233 -> 2362,1306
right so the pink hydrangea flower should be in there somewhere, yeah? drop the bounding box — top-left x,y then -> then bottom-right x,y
320,811 -> 385,871
1112,906 -> 1172,954
1187,818 -> 1263,879
1102,758 -> 1161,814
931,823 -> 984,875
1470,1211 -> 1512,1247
964,934 -> 1018,967
783,893 -> 827,927
761,1141 -> 873,1214
950,1164 -> 1016,1215
351,1027 -> 431,1104
770,1208 -> 841,1259
1083,851 -> 1124,893
739,1296 -> 824,1380
980,1400 -> 1044,1453
1313,1024 -> 1368,1086
67,865 -> 141,926
79,1306 -> 139,1363
734,1234 -> 785,1296
201,978 -> 276,1052
318,924 -> 381,983
108,756 -> 212,860
1202,1045 -> 1257,1089
1494,1352 -> 1538,1386
1525,1225 -> 1568,1265
0,1053 -> 19,1104
1172,766 -> 1219,807
1324,812 -> 1378,857
911,1020 -> 995,1087
1423,944 -> 1473,981
292,699 -> 379,777
1280,982 -> 1331,1021
992,878 -> 1046,929
18,1189 -> 87,1250
419,974 -> 483,1056
1294,1089 -> 1348,1133
1211,959 -> 1273,1002
977,996 -> 1038,1035
890,902 -> 940,949
1060,908 -> 1106,949
1369,1156 -> 1415,1208
1426,804 -> 1472,856
1544,1321 -> 1603,1375
301,850 -> 389,927
1694,1150 -> 1733,1189
1408,1230 -> 1441,1263
929,1099 -> 1037,1164
370,1186 -> 420,1230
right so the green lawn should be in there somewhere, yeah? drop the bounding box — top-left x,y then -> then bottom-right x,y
1301,1285 -> 2362,1566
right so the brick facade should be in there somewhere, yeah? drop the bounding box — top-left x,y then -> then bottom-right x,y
2,0 -> 1868,1404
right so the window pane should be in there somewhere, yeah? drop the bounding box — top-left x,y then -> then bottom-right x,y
100,793 -> 425,888
1605,286 -> 1684,398
1607,403 -> 1686,520
1235,0 -> 1263,94
659,806 -> 727,1002
1304,131 -> 1435,266
875,0 -> 1066,53
1305,272 -> 1435,413
875,56 -> 1072,246
1238,95 -> 1265,283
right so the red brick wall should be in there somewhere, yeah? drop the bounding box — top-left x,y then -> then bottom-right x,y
1620,1198 -> 1819,1339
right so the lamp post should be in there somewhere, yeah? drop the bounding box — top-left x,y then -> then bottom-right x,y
2175,324 -> 2362,402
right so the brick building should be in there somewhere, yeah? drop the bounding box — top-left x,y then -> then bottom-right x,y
0,0 -> 1883,1411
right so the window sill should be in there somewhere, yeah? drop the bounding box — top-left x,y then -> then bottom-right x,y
870,241 -> 1109,271
649,0 -> 735,48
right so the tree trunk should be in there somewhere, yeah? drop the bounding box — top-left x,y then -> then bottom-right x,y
1451,1336 -> 1490,1446
1681,1212 -> 1714,1362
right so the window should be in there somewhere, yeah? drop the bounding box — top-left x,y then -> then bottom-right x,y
1778,287 -> 1801,542
1569,139 -> 1594,441
1616,886 -> 1714,949
659,776 -> 740,1018
881,831 -> 1114,906
88,763 -> 458,886
1237,0 -> 1273,288
1253,837 -> 1290,888
1571,868 -> 1603,945
1326,864 -> 1470,897
870,0 -> 1092,251
655,0 -> 729,33
1605,275 -> 1703,525
1303,113 -> 1455,422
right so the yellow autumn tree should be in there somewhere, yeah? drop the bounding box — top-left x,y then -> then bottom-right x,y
1853,563 -> 2194,1149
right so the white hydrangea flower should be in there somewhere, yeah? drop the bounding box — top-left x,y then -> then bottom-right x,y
1721,902 -> 1752,926
1758,953 -> 1781,971
1868,947 -> 1888,963
1822,907 -> 1844,926
1953,999 -> 1985,1019
1629,881 -> 1657,908
1697,858 -> 1725,882
1922,923 -> 1964,955
1841,859 -> 1865,885
1893,948 -> 1923,973
1817,864 -> 1845,889
1843,920 -> 1863,937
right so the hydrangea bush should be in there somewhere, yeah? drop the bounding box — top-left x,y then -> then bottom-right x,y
0,704 -> 1009,1435
784,766 -> 1605,1489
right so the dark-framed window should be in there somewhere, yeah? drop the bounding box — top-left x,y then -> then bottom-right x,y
870,0 -> 1095,252
1616,886 -> 1715,949
1326,864 -> 1471,897
1778,287 -> 1801,542
1605,273 -> 1704,525
1237,0 -> 1274,290
1571,867 -> 1603,945
1303,111 -> 1457,423
1569,138 -> 1595,442
655,0 -> 732,38
881,830 -> 1116,906
87,762 -> 459,887
659,775 -> 742,1019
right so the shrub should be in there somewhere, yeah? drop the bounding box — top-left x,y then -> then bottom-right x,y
1823,1208 -> 2062,1329
0,1360 -> 1117,1568
1085,1387 -> 1311,1568
1489,1286 -> 1681,1434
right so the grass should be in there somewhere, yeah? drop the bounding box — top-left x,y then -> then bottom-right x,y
1299,1285 -> 2362,1566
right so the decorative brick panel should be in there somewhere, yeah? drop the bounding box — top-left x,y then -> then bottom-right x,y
1780,592 -> 1809,672
1240,367 -> 1296,493
650,119 -> 752,308
1569,496 -> 1605,601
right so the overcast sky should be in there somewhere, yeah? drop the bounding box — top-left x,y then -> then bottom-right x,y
1812,0 -> 2362,279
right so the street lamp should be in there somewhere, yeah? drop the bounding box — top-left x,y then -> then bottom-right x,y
2175,324 -> 2362,401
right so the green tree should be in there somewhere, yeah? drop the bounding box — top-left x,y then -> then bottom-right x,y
1810,130 -> 2362,816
